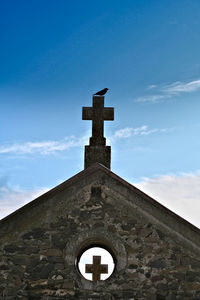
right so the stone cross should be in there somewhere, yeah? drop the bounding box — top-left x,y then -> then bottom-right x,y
82,95 -> 114,169
85,255 -> 108,281
82,96 -> 114,146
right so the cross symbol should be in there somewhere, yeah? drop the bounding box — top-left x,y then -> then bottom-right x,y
85,255 -> 108,281
82,96 -> 114,146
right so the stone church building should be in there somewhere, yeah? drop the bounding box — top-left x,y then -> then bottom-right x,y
0,94 -> 200,299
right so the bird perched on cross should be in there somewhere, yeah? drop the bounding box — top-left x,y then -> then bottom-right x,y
94,88 -> 109,96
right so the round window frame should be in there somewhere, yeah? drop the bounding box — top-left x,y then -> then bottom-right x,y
65,230 -> 127,289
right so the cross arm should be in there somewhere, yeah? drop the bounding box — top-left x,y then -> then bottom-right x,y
82,107 -> 93,120
103,107 -> 114,120
100,264 -> 108,274
85,264 -> 93,273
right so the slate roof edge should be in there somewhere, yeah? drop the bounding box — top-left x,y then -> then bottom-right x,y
0,163 -> 199,238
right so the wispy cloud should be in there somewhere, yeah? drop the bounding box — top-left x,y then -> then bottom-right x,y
0,126 -> 169,155
0,136 -> 87,155
162,79 -> 200,94
136,79 -> 200,103
0,182 -> 49,220
135,170 -> 200,228
110,125 -> 167,140
135,95 -> 168,103
147,84 -> 157,90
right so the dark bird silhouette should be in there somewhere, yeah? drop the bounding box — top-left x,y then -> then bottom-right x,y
94,88 -> 109,96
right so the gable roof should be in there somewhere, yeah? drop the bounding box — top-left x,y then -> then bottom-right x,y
1,163 -> 200,252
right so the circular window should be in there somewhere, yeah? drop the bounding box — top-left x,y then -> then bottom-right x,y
77,246 -> 115,281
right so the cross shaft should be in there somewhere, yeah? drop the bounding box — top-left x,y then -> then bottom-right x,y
85,255 -> 108,281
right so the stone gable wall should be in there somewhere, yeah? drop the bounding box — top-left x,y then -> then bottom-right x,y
0,181 -> 200,300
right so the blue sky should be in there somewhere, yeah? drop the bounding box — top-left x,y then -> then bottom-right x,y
0,0 -> 200,226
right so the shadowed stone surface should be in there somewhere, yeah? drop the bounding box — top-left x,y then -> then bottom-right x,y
0,164 -> 200,299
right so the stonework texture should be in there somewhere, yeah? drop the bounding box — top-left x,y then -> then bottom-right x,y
0,164 -> 200,300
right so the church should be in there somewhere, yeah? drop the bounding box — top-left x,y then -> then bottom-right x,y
0,92 -> 200,299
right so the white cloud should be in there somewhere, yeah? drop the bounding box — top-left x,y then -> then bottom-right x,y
111,125 -> 167,140
112,126 -> 148,138
0,135 -> 88,155
0,126 -> 168,156
147,84 -> 157,90
162,79 -> 200,94
135,95 -> 167,103
0,184 -> 49,220
136,79 -> 200,103
135,171 -> 200,228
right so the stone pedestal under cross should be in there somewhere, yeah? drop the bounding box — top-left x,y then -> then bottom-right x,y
82,95 -> 114,169
85,255 -> 108,281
